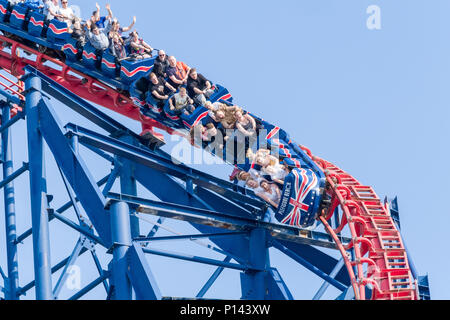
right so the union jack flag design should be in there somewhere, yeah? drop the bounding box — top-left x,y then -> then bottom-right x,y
275,168 -> 319,228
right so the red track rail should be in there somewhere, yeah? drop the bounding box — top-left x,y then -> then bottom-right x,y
300,145 -> 417,300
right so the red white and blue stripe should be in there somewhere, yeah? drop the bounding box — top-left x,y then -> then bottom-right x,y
48,23 -> 68,34
62,43 -> 78,55
29,16 -> 44,27
121,65 -> 152,78
102,59 -> 116,70
83,51 -> 97,61
11,10 -> 25,20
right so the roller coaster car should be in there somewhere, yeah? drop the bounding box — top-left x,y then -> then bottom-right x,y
275,168 -> 322,228
120,57 -> 156,85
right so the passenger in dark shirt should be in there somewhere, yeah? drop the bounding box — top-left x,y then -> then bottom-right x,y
147,72 -> 176,109
187,68 -> 214,106
153,50 -> 170,78
166,56 -> 190,90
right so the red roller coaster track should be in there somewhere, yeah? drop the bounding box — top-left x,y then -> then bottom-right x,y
301,145 -> 418,300
0,32 -> 417,300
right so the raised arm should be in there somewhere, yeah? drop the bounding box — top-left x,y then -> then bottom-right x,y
105,3 -> 113,21
122,16 -> 136,32
94,3 -> 101,21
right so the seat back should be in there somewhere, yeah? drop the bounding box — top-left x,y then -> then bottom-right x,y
120,57 -> 156,84
181,107 -> 210,129
82,42 -> 99,69
145,94 -> 164,115
9,4 -> 29,30
101,51 -> 118,78
46,18 -> 69,44
27,11 -> 45,37
62,37 -> 80,61
0,0 -> 9,22
209,84 -> 233,104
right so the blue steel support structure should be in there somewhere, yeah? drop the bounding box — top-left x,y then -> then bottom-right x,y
1,101 -> 19,300
110,201 -> 133,300
25,73 -> 53,300
0,67 -> 426,300
118,135 -> 139,239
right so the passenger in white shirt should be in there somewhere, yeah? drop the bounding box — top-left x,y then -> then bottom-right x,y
43,0 -> 62,21
58,0 -> 75,26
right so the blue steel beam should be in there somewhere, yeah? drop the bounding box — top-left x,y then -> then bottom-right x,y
133,164 -> 296,301
17,247 -> 89,297
68,273 -> 110,301
127,243 -> 162,300
274,239 -> 351,287
102,163 -> 121,196
141,247 -> 253,272
0,162 -> 29,190
196,256 -> 232,298
57,164 -> 90,227
90,251 -> 110,294
0,111 -> 25,134
266,268 -> 294,300
272,240 -> 347,292
418,275 -> 431,300
66,123 -> 265,211
18,68 -> 358,300
1,102 -> 19,299
133,163 -> 252,265
144,217 -> 166,244
388,198 -> 419,281
53,239 -> 84,299
313,258 -> 345,300
49,210 -> 107,248
15,173 -> 112,245
25,67 -> 139,140
195,186 -> 261,219
0,87 -> 23,106
25,73 -> 53,300
241,228 -> 269,299
108,192 -> 349,249
83,143 -> 116,164
265,268 -> 294,300
117,135 -> 140,238
135,232 -> 249,243
37,97 -> 112,246
110,201 -> 132,300
0,265 -> 6,279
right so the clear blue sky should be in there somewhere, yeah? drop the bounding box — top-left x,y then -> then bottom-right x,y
0,0 -> 448,300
